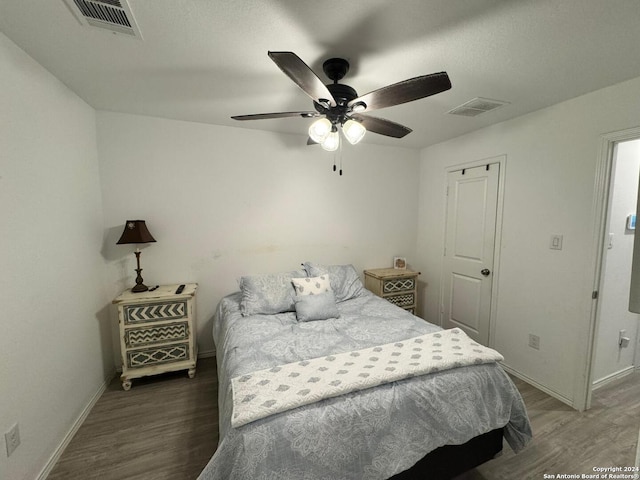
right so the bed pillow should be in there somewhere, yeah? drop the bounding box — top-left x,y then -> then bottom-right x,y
239,269 -> 306,316
291,275 -> 332,296
294,291 -> 340,322
302,262 -> 366,302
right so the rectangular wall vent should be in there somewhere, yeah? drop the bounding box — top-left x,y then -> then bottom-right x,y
63,0 -> 142,38
448,97 -> 509,117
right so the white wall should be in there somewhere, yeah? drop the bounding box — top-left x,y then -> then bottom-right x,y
593,139 -> 640,384
0,33 -> 112,480
416,75 -> 640,407
96,111 -> 421,359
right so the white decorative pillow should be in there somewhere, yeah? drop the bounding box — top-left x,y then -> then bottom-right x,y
302,263 -> 366,302
291,275 -> 332,296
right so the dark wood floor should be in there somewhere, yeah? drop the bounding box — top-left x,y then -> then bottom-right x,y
49,359 -> 639,479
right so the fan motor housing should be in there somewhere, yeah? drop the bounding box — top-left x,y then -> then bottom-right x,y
318,58 -> 358,110
314,83 -> 358,122
326,83 -> 357,104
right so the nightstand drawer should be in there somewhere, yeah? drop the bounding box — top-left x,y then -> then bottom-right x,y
386,293 -> 415,308
383,277 -> 415,293
126,343 -> 189,368
364,268 -> 420,314
124,322 -> 189,348
123,300 -> 187,325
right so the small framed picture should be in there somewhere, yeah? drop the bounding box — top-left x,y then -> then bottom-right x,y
393,257 -> 407,269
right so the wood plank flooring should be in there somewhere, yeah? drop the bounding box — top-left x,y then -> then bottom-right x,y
459,372 -> 640,479
48,357 -> 218,480
49,359 -> 639,480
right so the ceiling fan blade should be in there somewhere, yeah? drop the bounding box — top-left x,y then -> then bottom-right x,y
350,113 -> 412,138
307,137 -> 319,145
348,72 -> 451,112
268,51 -> 337,107
231,111 -> 319,121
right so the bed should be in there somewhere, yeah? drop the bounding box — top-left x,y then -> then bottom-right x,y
197,263 -> 532,480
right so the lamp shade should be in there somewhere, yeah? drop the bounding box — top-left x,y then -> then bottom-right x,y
342,119 -> 366,145
116,220 -> 156,245
321,128 -> 340,152
308,117 -> 332,144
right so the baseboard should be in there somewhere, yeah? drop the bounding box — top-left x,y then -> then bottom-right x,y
592,366 -> 636,391
198,349 -> 216,359
37,371 -> 116,480
501,363 -> 575,409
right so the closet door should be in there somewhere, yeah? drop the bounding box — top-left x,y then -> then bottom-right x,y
442,163 -> 499,346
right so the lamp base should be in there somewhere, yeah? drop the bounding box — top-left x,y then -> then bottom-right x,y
131,282 -> 149,293
131,264 -> 148,293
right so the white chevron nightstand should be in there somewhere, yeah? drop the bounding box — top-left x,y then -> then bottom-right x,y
364,268 -> 419,315
113,284 -> 198,390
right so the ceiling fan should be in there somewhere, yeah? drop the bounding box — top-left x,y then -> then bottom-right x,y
232,51 -> 451,151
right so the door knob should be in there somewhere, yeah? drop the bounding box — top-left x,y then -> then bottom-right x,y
481,268 -> 491,277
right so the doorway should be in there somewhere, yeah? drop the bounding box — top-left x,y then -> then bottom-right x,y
592,138 -> 640,388
585,127 -> 640,410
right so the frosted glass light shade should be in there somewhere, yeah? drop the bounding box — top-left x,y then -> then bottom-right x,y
308,118 -> 332,143
342,119 -> 366,145
321,129 -> 340,151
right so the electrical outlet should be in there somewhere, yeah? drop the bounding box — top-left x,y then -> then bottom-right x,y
550,235 -> 563,250
5,423 -> 20,457
528,334 -> 540,350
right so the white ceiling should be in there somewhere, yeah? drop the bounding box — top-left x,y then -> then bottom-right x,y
2,0 -> 640,149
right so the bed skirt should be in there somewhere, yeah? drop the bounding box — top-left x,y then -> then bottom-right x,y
390,428 -> 504,480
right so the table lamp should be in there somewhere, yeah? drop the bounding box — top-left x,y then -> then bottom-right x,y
116,220 -> 156,292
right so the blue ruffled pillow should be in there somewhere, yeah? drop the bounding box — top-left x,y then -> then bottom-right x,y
294,291 -> 340,322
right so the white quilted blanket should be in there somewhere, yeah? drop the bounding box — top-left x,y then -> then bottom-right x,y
231,328 -> 503,428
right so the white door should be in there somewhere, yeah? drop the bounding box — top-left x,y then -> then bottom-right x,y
442,163 -> 499,345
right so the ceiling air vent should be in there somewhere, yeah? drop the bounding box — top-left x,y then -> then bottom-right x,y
63,0 -> 142,38
448,97 -> 509,117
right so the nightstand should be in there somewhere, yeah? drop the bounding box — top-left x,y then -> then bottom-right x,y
113,284 -> 198,390
364,268 -> 419,314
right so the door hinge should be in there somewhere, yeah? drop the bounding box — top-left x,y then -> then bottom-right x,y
592,291 -> 598,299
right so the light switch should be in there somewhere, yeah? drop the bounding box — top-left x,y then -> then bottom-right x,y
550,234 -> 563,250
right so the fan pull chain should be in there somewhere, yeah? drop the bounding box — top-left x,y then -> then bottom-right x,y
339,137 -> 343,176
329,138 -> 344,175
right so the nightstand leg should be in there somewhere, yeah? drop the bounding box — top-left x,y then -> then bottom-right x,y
188,368 -> 196,379
122,379 -> 132,391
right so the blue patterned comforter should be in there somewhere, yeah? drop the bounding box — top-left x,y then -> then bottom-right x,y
197,290 -> 532,480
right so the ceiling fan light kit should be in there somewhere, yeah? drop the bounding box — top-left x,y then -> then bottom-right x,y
232,51 -> 451,154
308,117 -> 366,149
321,127 -> 340,152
